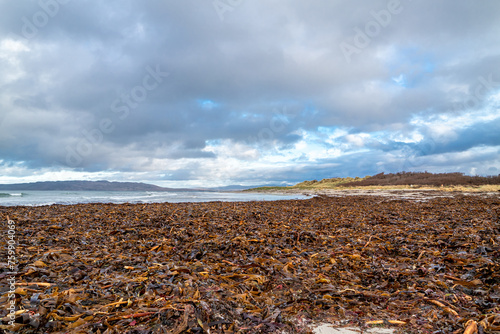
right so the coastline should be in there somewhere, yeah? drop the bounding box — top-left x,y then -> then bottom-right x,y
244,186 -> 500,201
1,194 -> 499,333
0,190 -> 311,207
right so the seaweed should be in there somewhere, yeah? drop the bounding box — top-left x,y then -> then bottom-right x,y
1,194 -> 499,333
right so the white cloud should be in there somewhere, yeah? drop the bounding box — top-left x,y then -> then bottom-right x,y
0,38 -> 29,83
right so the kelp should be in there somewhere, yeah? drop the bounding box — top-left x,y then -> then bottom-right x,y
0,194 -> 499,333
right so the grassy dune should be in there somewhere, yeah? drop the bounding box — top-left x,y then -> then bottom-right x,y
246,172 -> 500,192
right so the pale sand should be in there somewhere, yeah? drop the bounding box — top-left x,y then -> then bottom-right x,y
313,324 -> 395,334
250,188 -> 499,201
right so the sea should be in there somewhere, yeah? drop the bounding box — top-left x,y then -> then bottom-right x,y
0,190 -> 311,207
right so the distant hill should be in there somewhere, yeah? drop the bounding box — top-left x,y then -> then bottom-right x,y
246,172 -> 500,192
207,184 -> 281,191
340,172 -> 500,187
0,180 -> 183,191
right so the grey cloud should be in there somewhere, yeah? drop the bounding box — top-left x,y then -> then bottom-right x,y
421,118 -> 500,156
1,0 -> 499,184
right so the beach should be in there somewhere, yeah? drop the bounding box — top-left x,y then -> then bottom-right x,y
1,193 -> 499,333
248,187 -> 500,201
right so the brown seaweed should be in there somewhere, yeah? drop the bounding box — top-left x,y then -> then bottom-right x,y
1,194 -> 499,333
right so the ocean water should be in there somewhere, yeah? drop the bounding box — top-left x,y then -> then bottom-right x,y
0,190 -> 310,206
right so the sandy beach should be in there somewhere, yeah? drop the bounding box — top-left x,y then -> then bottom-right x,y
248,187 -> 500,201
1,193 -> 499,333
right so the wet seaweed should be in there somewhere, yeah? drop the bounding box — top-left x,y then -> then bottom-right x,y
1,194 -> 499,333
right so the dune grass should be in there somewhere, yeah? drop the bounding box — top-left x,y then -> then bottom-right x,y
245,177 -> 500,193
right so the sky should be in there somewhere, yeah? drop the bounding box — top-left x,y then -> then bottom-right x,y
0,0 -> 499,187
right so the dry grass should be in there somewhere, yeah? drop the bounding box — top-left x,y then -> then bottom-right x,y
246,173 -> 500,193
439,184 -> 500,192
247,183 -> 500,193
338,184 -> 500,192
292,176 -> 369,189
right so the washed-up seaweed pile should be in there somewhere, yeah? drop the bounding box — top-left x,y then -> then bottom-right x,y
1,195 -> 499,333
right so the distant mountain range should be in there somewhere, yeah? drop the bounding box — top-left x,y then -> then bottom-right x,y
0,181 -> 185,192
0,180 -> 263,192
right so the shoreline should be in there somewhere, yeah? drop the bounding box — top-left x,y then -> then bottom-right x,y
244,187 -> 500,201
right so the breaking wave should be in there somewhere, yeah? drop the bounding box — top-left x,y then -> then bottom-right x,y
0,193 -> 24,197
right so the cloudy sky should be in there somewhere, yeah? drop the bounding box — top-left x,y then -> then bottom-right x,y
0,0 -> 499,187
